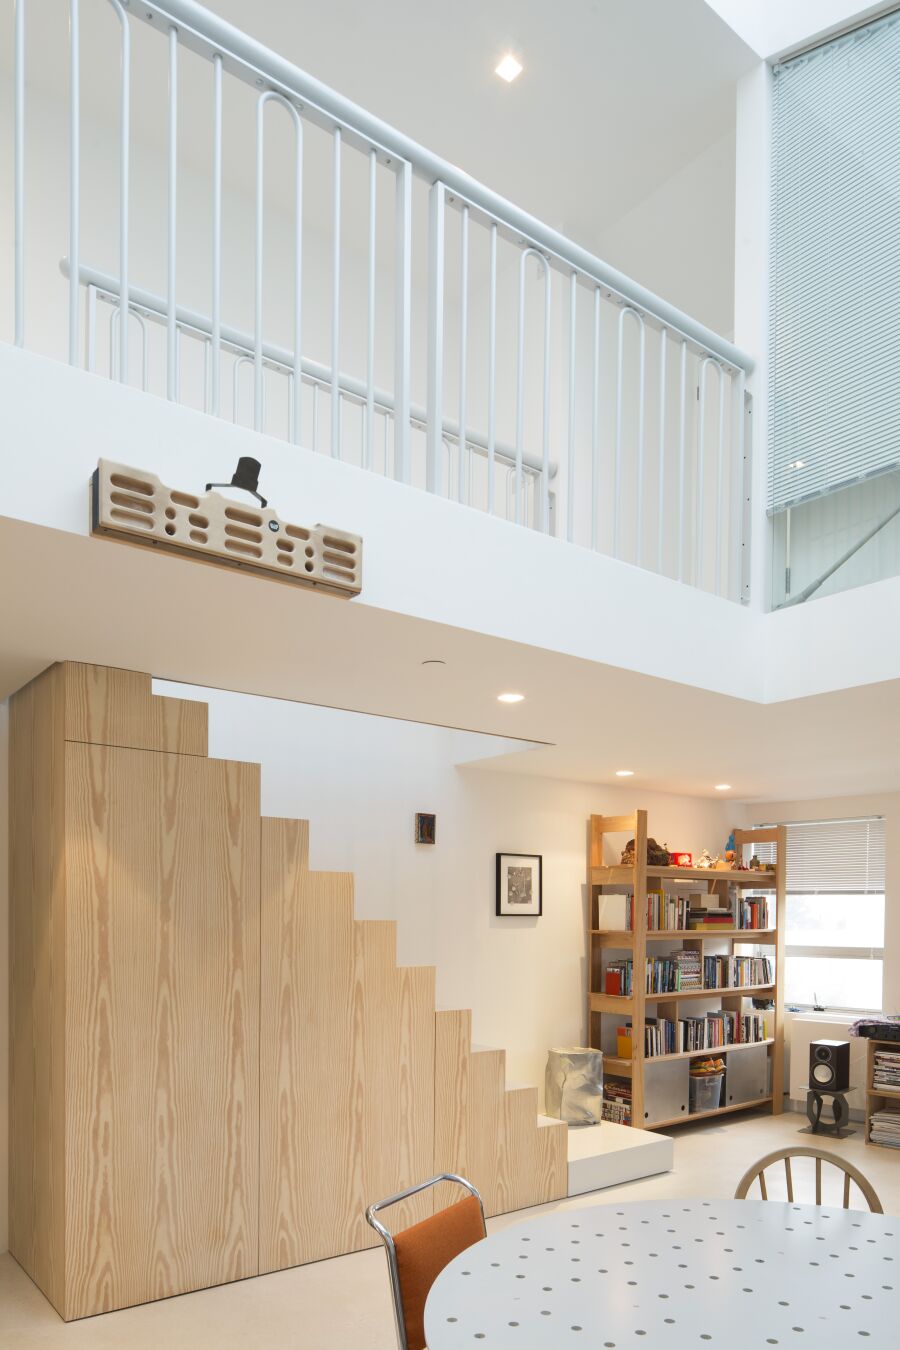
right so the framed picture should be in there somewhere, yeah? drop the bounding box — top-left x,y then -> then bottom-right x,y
496,853 -> 542,917
415,812 -> 436,845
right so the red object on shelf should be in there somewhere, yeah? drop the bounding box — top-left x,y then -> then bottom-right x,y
605,970 -> 622,996
670,852 -> 693,867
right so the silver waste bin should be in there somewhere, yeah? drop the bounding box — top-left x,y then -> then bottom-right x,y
545,1046 -> 603,1126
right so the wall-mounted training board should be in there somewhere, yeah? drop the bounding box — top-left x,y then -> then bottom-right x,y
90,459 -> 361,597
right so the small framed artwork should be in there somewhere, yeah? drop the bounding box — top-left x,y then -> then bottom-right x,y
496,853 -> 542,917
415,812 -> 436,845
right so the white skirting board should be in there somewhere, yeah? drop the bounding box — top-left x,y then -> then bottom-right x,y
552,1119 -> 674,1196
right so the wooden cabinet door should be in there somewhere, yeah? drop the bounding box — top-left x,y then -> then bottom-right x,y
63,742 -> 260,1319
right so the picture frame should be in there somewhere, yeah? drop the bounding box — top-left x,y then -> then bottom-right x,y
496,852 -> 542,917
415,812 -> 436,845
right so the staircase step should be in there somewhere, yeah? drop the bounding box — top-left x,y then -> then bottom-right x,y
565,1121 -> 673,1196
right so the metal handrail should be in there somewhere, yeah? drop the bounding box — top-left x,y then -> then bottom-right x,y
63,260 -> 555,479
133,0 -> 752,374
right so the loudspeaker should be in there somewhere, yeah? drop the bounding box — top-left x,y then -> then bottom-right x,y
809,1039 -> 850,1091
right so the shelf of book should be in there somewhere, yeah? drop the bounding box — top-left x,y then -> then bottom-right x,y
589,811 -> 785,1132
591,929 -> 776,944
591,865 -> 777,887
604,1038 -> 775,1077
864,1038 -> 900,1150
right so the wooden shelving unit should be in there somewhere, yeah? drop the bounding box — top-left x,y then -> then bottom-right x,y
864,1037 -> 900,1149
589,811 -> 786,1131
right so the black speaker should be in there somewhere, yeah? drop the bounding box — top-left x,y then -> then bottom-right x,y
809,1039 -> 850,1091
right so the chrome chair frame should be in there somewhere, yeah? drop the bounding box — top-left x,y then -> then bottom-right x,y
365,1172 -> 486,1350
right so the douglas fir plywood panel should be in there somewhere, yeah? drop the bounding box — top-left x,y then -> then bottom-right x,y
8,665 -> 67,1315
433,1018 -> 567,1217
63,662 -> 207,756
63,742 -> 260,1319
258,820 -> 434,1272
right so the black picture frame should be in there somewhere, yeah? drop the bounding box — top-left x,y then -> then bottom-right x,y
495,852 -> 542,917
415,812 -> 436,845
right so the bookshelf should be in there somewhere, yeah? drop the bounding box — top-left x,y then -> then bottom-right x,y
589,811 -> 786,1130
864,1037 -> 900,1149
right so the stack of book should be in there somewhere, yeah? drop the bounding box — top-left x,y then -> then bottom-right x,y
873,1048 -> 900,1091
688,905 -> 734,932
869,1104 -> 900,1148
604,959 -> 633,996
626,891 -> 691,932
640,1010 -> 769,1058
602,1077 -> 632,1126
738,896 -> 770,930
702,954 -> 773,989
645,949 -> 703,994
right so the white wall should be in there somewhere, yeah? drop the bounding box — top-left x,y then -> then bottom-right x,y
594,133 -> 737,342
0,683 -> 731,1252
705,0 -> 892,58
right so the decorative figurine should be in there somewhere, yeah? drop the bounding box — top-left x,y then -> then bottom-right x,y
670,851 -> 693,868
749,854 -> 763,871
696,849 -> 719,869
620,837 -> 671,867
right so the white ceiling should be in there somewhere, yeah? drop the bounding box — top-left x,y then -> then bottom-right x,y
3,513 -> 900,803
195,0 -> 758,244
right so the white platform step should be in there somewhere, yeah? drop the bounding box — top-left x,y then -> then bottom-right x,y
553,1119 -> 674,1196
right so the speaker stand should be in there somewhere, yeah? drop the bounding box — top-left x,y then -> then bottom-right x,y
799,1085 -> 856,1139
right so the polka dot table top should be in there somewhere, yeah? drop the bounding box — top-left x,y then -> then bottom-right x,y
424,1198 -> 897,1348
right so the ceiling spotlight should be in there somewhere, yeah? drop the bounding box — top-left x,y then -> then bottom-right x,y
615,769 -> 635,777
495,53 -> 523,83
789,459 -> 806,470
497,692 -> 525,703
714,784 -> 732,791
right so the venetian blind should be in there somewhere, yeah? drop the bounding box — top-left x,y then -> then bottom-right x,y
755,817 -> 885,894
769,10 -> 900,513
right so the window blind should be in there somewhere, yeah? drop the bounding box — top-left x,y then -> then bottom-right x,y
769,10 -> 900,514
754,817 -> 885,893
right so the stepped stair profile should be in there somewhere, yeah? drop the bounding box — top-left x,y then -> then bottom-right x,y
9,662 -> 567,1319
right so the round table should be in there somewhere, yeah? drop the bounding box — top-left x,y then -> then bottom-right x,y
424,1197 -> 898,1348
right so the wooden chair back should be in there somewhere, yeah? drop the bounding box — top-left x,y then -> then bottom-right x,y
735,1145 -> 883,1213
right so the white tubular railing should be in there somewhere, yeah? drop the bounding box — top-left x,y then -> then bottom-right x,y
8,0 -> 753,601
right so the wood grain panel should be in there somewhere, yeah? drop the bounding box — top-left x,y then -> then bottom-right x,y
63,742 -> 259,1319
63,662 -> 207,756
535,1119 -> 569,1204
433,1019 -> 568,1217
8,665 -> 67,1313
258,819 -> 435,1272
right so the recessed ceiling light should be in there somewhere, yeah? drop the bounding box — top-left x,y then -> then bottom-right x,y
497,692 -> 525,703
714,783 -> 732,791
615,769 -> 635,777
789,459 -> 806,470
495,53 -> 523,83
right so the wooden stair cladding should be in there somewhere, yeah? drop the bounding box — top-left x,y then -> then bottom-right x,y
9,662 -> 567,1322
434,1010 -> 567,1217
259,818 -> 436,1270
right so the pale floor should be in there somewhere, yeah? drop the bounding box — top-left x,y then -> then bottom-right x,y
2,1109 -> 898,1349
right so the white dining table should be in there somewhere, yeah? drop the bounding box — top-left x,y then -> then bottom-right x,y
424,1197 -> 898,1348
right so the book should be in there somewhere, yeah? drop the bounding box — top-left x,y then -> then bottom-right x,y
605,959 -> 633,997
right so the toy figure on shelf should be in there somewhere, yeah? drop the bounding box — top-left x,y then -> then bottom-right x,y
696,849 -> 719,869
723,831 -> 736,866
749,854 -> 763,870
620,837 -> 670,866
